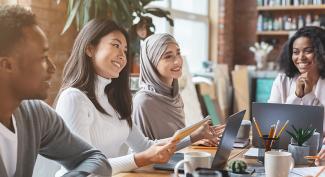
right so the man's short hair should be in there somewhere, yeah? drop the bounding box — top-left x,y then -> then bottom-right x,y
0,5 -> 36,56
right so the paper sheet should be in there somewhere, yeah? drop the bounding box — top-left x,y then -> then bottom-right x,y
290,167 -> 325,177
244,147 -> 259,158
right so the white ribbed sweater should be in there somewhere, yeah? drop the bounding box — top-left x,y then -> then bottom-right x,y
268,73 -> 325,134
55,75 -> 190,175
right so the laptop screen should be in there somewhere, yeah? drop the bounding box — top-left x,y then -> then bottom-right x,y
211,110 -> 246,169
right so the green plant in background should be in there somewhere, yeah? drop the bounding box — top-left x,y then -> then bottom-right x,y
57,0 -> 174,59
227,160 -> 248,174
286,125 -> 316,146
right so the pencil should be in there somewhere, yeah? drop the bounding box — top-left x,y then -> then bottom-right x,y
268,124 -> 276,149
276,120 -> 289,138
304,156 -> 320,160
253,117 -> 263,138
268,125 -> 275,138
316,166 -> 325,177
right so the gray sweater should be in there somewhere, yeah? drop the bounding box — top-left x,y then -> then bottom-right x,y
0,100 -> 111,177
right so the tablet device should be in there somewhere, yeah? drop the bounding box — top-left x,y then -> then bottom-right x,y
171,115 -> 211,142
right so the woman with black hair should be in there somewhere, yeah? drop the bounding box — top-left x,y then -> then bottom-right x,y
269,26 -> 325,133
54,19 -> 222,176
268,26 -> 325,165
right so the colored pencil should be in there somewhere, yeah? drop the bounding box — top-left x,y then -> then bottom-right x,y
253,117 -> 263,138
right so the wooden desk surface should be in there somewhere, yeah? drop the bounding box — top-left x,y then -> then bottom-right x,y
113,146 -> 251,177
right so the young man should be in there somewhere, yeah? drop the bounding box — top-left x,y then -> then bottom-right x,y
0,5 -> 111,177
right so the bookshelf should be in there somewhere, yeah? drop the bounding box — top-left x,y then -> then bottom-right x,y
257,30 -> 290,36
256,4 -> 325,38
257,5 -> 325,11
256,1 -> 325,62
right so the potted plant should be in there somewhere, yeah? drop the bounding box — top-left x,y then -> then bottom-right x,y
286,125 -> 315,165
57,0 -> 174,73
227,160 -> 252,177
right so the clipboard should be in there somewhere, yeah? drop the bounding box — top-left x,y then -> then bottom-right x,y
171,116 -> 211,142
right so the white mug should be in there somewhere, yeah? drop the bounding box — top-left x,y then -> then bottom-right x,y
265,151 -> 295,177
174,151 -> 212,177
236,120 -> 251,140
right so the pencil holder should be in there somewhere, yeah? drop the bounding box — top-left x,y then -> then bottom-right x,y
257,135 -> 280,163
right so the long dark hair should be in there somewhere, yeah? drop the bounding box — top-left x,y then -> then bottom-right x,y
58,19 -> 132,127
279,26 -> 325,78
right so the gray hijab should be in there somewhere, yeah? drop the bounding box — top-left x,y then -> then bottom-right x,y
133,33 -> 185,139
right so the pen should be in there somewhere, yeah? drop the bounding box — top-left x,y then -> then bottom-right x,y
253,117 -> 263,138
276,120 -> 289,138
316,166 -> 325,177
273,120 -> 280,138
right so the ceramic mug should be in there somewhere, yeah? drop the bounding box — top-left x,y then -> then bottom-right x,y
174,151 -> 212,177
265,151 -> 295,177
236,120 -> 251,140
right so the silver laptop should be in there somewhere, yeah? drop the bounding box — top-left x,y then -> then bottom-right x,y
252,102 -> 324,150
153,110 -> 246,171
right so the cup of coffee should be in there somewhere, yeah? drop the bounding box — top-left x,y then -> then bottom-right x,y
236,120 -> 251,140
265,151 -> 294,177
174,152 -> 212,177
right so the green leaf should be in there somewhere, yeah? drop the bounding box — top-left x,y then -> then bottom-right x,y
61,0 -> 81,34
144,7 -> 174,26
286,130 -> 297,142
292,125 -> 299,134
140,0 -> 155,6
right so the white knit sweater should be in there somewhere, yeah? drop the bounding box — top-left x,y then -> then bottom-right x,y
55,75 -> 190,176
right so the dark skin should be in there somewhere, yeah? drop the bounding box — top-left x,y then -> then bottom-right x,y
0,25 -> 56,132
292,37 -> 325,166
292,37 -> 319,98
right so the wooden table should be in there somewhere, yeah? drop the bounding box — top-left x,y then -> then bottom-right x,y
113,146 -> 251,177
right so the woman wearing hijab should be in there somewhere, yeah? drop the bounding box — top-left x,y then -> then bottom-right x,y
55,20 -> 223,176
133,33 -> 224,145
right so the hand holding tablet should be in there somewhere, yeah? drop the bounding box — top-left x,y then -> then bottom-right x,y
171,116 -> 211,142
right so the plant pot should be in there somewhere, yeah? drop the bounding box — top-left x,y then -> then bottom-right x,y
288,144 -> 309,165
228,171 -> 252,177
303,132 -> 320,156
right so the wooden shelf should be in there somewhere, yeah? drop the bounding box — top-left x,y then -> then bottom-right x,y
257,31 -> 290,36
257,5 -> 325,11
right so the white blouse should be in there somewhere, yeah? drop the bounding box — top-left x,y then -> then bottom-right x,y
55,75 -> 190,176
268,73 -> 325,134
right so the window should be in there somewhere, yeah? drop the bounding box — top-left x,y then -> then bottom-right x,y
147,0 -> 209,73
2,0 -> 31,7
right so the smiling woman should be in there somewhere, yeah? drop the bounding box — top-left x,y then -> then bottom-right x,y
86,31 -> 128,79
268,26 -> 325,135
132,33 -> 225,147
268,26 -> 325,167
52,19 -> 194,176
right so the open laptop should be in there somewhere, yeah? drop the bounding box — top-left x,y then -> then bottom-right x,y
153,110 -> 246,172
252,102 -> 324,150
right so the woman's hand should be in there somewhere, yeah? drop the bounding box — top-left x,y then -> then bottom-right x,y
296,72 -> 315,97
190,122 -> 225,146
315,148 -> 325,166
314,137 -> 325,166
134,141 -> 176,167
